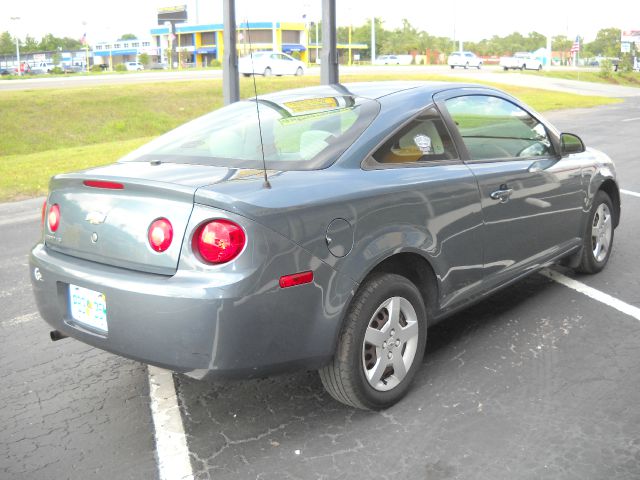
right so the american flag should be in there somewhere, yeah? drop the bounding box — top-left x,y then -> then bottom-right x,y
570,36 -> 580,54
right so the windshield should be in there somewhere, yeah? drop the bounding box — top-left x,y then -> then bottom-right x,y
121,95 -> 379,170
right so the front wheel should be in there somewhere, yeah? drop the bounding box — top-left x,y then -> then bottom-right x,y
477,63 -> 482,70
450,65 -> 455,69
263,67 -> 272,77
295,67 -> 303,76
575,191 -> 615,274
319,273 -> 427,410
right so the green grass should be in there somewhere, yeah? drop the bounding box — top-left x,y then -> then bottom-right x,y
0,137 -> 151,201
0,73 -> 620,201
514,69 -> 640,88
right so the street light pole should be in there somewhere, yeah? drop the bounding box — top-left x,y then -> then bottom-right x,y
10,16 -> 21,76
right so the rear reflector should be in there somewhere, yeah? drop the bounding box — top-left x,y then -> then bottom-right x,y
279,271 -> 314,289
83,180 -> 124,190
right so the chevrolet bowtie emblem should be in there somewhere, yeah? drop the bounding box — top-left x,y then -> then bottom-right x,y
85,211 -> 107,225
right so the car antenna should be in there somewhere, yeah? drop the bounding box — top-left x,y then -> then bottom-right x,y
246,19 -> 271,189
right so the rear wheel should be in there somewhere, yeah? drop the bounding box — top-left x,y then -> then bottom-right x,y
319,273 -> 427,410
575,190 -> 614,274
464,62 -> 469,69
295,67 -> 303,76
263,67 -> 272,77
450,65 -> 455,69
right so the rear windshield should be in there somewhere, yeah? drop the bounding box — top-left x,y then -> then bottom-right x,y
121,95 -> 379,170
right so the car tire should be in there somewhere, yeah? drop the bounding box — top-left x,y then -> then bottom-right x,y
295,67 -> 303,76
242,73 -> 250,77
450,65 -> 455,69
521,65 -> 526,70
537,65 -> 542,71
464,62 -> 469,69
319,273 -> 427,410
575,190 -> 615,274
477,63 -> 482,70
503,66 -> 508,71
263,67 -> 272,77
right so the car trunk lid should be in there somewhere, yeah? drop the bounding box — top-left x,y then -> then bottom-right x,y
44,162 -> 238,275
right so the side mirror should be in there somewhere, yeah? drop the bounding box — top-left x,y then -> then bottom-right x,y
560,133 -> 585,156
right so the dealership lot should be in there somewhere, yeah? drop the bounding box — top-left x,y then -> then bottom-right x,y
1,92 -> 639,480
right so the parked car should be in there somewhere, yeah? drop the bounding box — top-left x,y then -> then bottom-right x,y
0,67 -> 14,75
374,54 -> 413,65
375,55 -> 401,65
447,51 -> 482,69
238,51 -> 305,77
125,61 -> 144,71
31,82 -> 619,410
500,52 -> 543,71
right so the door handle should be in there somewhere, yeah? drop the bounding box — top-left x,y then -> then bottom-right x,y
490,187 -> 513,203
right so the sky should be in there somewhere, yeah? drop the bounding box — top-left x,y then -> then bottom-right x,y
1,0 -> 639,44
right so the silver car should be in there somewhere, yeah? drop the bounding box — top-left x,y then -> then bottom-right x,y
30,82 -> 619,409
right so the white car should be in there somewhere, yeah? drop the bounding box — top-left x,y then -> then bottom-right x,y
448,51 -> 482,69
125,62 -> 144,71
238,51 -> 305,77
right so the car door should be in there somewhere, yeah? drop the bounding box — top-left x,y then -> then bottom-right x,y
435,91 -> 585,289
363,106 -> 485,312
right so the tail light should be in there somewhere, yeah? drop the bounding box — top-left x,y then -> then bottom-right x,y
195,219 -> 246,264
148,218 -> 173,252
48,204 -> 60,232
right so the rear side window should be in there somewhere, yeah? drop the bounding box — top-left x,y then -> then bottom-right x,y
372,107 -> 458,164
445,95 -> 553,160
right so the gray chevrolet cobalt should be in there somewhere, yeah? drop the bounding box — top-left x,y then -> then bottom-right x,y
30,82 -> 620,409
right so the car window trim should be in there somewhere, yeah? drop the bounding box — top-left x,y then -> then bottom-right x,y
433,89 -> 562,164
361,103 -> 463,171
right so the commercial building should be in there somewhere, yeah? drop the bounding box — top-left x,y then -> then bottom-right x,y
150,21 -> 309,68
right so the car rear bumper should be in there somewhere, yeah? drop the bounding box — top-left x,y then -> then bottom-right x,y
30,241 -> 356,379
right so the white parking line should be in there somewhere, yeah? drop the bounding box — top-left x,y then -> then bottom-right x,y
621,117 -> 640,122
148,366 -> 194,480
541,268 -> 640,322
621,189 -> 640,199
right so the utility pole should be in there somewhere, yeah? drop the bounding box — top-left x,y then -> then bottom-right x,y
222,0 -> 239,104
320,0 -> 338,84
10,17 -> 21,76
371,17 -> 376,64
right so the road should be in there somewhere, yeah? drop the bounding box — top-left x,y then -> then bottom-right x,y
1,84 -> 640,479
2,64 -> 640,98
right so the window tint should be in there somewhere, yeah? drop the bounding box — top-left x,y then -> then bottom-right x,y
445,95 -> 553,160
372,108 -> 457,164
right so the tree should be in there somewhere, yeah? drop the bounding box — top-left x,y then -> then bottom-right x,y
0,31 -> 14,55
586,28 -> 621,57
23,35 -> 39,53
120,33 -> 137,40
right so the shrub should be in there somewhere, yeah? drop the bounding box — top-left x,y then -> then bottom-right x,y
90,65 -> 103,72
139,53 -> 150,66
209,59 -> 221,67
51,66 -> 64,75
599,60 -> 613,79
114,63 -> 127,72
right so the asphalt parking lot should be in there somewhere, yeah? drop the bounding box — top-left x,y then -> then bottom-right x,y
1,91 -> 639,479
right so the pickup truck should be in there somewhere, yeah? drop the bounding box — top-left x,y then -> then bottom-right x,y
30,61 -> 55,74
499,52 -> 542,71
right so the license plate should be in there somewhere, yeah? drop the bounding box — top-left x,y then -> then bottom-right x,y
69,284 -> 108,333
